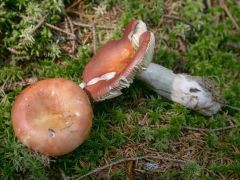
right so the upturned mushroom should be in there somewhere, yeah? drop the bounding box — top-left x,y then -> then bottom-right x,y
11,78 -> 93,156
81,19 -> 223,116
80,20 -> 155,100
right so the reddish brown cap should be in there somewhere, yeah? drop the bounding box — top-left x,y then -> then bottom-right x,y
11,78 -> 93,156
81,20 -> 155,101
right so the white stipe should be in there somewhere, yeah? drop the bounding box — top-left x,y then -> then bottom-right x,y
170,74 -> 221,115
137,63 -> 223,116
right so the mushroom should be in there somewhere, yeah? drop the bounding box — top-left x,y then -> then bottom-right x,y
80,19 -> 223,116
80,20 -> 155,100
11,78 -> 93,156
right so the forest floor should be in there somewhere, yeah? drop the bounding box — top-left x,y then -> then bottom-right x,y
0,0 -> 240,179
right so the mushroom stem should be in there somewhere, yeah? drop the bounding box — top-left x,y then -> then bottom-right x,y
137,63 -> 224,116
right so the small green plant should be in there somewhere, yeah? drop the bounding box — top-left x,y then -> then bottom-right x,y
1,0 -> 65,64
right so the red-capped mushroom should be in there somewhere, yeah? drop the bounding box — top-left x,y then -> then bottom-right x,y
80,19 -> 223,116
80,20 -> 155,101
11,78 -> 93,156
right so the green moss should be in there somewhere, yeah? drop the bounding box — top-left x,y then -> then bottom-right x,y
0,0 -> 240,179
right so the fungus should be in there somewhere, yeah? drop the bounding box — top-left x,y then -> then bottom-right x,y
11,78 -> 93,156
80,20 -> 155,101
81,19 -> 223,116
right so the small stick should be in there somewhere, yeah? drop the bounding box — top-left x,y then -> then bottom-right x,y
220,0 -> 240,32
182,125 -> 239,132
21,15 -> 75,38
59,168 -> 69,180
66,10 -> 94,22
92,22 -> 97,54
64,17 -> 70,34
66,16 -> 76,54
75,155 -> 189,179
21,15 -> 76,38
163,15 -> 195,29
30,14 -> 48,34
0,77 -> 38,91
66,0 -> 81,12
225,104 -> 240,112
226,42 -> 240,50
72,21 -> 115,30
45,22 -> 76,38
126,161 -> 133,180
7,47 -> 19,54
0,76 -> 10,93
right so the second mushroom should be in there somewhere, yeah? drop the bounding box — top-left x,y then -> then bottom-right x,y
80,19 -> 223,116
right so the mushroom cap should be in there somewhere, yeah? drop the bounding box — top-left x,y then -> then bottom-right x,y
81,20 -> 155,101
11,78 -> 93,156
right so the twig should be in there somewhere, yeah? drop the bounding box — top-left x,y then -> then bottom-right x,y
182,125 -> 239,132
225,104 -> 240,112
163,15 -> 195,29
7,47 -> 19,54
92,22 -> 97,54
126,161 -> 133,180
66,0 -> 81,12
66,16 -> 76,54
72,21 -> 115,29
20,15 -> 76,38
226,42 -> 240,50
107,163 -> 112,177
220,0 -> 240,32
0,77 -> 38,91
0,76 -> 10,93
224,113 -> 234,126
45,22 -> 76,38
59,168 -> 69,180
30,14 -> 48,34
75,155 -> 189,179
64,17 -> 70,34
82,32 -> 91,45
65,10 -> 94,22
